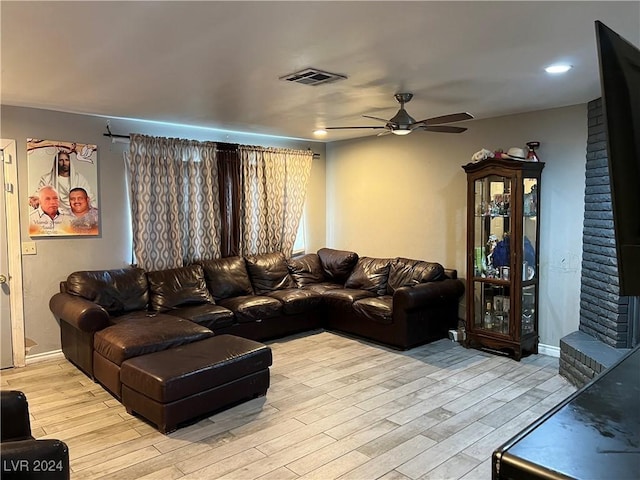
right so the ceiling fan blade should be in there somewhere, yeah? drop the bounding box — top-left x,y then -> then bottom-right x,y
362,115 -> 392,123
415,112 -> 474,126
377,129 -> 393,136
418,125 -> 468,133
325,126 -> 386,130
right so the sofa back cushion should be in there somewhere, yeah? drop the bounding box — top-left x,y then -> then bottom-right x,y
317,248 -> 359,283
199,256 -> 254,301
147,264 -> 214,312
387,257 -> 445,294
288,253 -> 325,287
345,257 -> 393,296
245,252 -> 295,294
66,268 -> 148,315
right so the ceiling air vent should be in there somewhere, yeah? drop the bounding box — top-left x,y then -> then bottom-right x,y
280,68 -> 347,86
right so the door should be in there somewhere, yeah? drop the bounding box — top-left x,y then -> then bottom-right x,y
1,148 -> 13,367
1,139 -> 25,368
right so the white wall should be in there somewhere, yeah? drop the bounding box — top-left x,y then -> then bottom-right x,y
1,105 -> 326,356
326,104 -> 587,348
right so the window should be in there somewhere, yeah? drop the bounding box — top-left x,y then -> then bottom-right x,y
292,214 -> 306,255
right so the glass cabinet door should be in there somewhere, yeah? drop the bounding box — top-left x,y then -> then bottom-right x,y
472,174 -> 512,336
521,177 -> 538,336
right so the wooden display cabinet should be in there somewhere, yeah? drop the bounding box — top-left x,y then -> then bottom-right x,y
462,158 -> 544,360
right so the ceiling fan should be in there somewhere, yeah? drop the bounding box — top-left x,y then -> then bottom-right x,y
325,93 -> 473,136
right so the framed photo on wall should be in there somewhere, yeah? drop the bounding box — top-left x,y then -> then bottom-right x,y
26,139 -> 99,236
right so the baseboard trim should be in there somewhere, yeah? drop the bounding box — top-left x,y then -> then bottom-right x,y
539,343 -> 560,358
21,344 -> 560,363
25,350 -> 64,365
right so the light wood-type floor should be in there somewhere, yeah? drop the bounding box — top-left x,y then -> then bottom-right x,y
1,331 -> 576,480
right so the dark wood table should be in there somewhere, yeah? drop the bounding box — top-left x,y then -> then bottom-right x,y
492,345 -> 640,479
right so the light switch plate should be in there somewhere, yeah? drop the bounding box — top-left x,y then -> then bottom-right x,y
21,242 -> 37,255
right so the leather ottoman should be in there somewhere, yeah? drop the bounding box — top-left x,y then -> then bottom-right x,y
120,335 -> 272,433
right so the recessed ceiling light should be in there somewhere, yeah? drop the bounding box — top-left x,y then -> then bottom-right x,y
545,64 -> 572,74
313,129 -> 327,136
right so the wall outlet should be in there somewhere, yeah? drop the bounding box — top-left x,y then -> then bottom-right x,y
21,242 -> 37,255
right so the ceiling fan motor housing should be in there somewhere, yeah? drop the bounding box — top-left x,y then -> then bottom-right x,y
390,93 -> 416,130
389,108 -> 416,128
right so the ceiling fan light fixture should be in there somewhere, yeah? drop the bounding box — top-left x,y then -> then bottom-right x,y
392,128 -> 412,136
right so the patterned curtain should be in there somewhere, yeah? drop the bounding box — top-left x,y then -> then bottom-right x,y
239,146 -> 312,256
126,134 -> 222,270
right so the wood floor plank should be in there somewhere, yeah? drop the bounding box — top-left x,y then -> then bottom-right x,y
356,411 -> 447,458
135,465 -> 186,480
175,418 -> 307,474
463,408 -> 544,462
66,423 -> 143,460
419,452 -> 481,480
176,446 -> 266,480
287,419 -> 397,476
459,458 -> 492,480
396,421 -> 495,478
218,433 -> 336,480
337,434 -> 437,480
73,445 -> 161,479
256,466 -> 299,480
297,450 -> 371,480
102,442 -> 213,480
71,433 -> 162,472
425,396 -> 505,442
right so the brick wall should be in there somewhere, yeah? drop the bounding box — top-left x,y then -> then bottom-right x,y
579,98 -> 630,348
560,98 -> 633,388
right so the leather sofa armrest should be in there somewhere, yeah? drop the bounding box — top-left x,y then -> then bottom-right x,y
49,292 -> 109,333
393,278 -> 464,311
0,391 -> 31,441
0,439 -> 70,480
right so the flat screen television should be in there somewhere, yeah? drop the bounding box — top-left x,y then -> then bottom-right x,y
595,21 -> 640,296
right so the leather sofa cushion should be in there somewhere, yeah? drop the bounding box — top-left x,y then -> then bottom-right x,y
387,258 -> 445,294
94,314 -> 213,365
322,288 -> 375,309
245,252 -> 295,294
353,296 -> 393,325
65,268 -> 148,315
199,256 -> 254,301
165,304 -> 235,330
288,253 -> 325,287
317,248 -> 359,283
147,264 -> 214,312
345,257 -> 392,296
267,288 -> 324,315
120,335 -> 272,403
218,295 -> 283,323
303,282 -> 344,294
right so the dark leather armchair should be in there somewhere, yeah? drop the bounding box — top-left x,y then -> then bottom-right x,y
1,390 -> 70,480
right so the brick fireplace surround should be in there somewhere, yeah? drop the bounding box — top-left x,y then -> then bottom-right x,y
559,98 -> 639,388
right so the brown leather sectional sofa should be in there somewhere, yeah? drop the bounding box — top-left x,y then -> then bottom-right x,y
49,247 -> 464,430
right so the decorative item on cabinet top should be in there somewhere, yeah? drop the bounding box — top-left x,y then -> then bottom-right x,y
470,142 -> 542,163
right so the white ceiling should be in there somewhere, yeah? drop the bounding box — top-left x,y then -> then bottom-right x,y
2,1 -> 639,142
